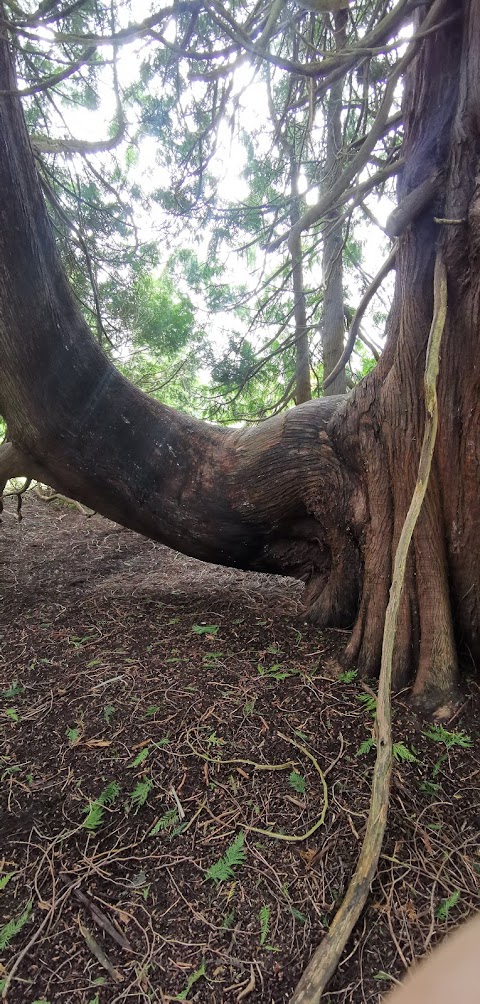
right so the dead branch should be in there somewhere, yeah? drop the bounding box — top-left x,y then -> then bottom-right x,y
34,484 -> 95,516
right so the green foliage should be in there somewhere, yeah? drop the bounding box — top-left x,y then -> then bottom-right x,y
2,681 -> 23,698
257,663 -> 297,681
192,624 -> 219,636
205,832 -> 246,884
175,961 -> 206,1001
289,771 -> 306,794
83,781 -> 120,830
392,742 -> 418,763
66,726 -> 81,745
423,726 -> 473,749
148,809 -> 179,836
357,737 -> 375,756
357,739 -> 418,762
436,890 -> 460,920
3,708 -> 19,722
356,692 -> 377,715
259,904 -> 270,946
128,747 -> 150,768
337,670 -> 358,684
0,900 -> 33,950
0,872 -> 15,891
129,778 -> 154,813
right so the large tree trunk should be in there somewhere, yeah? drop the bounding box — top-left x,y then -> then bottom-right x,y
331,0 -> 480,709
1,2 -> 479,712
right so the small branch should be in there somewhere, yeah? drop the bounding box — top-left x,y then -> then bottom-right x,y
0,45 -> 97,97
290,250 -> 448,1004
323,245 -> 396,390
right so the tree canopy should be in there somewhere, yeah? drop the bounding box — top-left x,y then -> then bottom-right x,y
1,0 -> 405,418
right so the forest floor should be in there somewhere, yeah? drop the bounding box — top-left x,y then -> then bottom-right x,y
0,496 -> 479,1004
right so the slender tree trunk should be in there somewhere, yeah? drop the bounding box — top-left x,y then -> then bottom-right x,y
290,157 -> 312,404
322,9 -> 348,395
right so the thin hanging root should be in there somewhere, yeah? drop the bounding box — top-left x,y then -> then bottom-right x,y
289,252 -> 448,1004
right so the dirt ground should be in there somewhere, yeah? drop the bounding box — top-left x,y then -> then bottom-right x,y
0,495 -> 479,1004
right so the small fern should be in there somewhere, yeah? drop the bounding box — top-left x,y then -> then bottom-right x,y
393,742 -> 418,763
205,831 -> 246,884
83,781 -> 120,830
356,693 -> 377,715
357,737 -> 375,756
0,900 -> 33,950
148,809 -> 179,836
97,781 -> 121,806
337,669 -> 358,684
436,889 -> 460,920
424,725 -> 473,750
289,771 -> 306,794
83,802 -> 105,831
128,747 -> 150,768
130,778 -> 154,813
175,961 -> 206,1000
259,904 -> 270,946
0,872 -> 15,891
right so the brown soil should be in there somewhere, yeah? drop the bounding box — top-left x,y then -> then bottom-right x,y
0,496 -> 479,1004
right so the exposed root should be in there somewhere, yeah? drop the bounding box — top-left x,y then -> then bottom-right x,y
34,483 -> 95,516
290,252 -> 448,1003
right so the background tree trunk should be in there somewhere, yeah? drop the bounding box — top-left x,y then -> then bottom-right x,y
290,156 -> 312,404
322,8 -> 348,396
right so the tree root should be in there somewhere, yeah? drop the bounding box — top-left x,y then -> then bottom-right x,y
290,252 -> 448,1003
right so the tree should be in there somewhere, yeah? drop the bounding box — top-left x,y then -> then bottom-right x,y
1,0 -> 478,713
